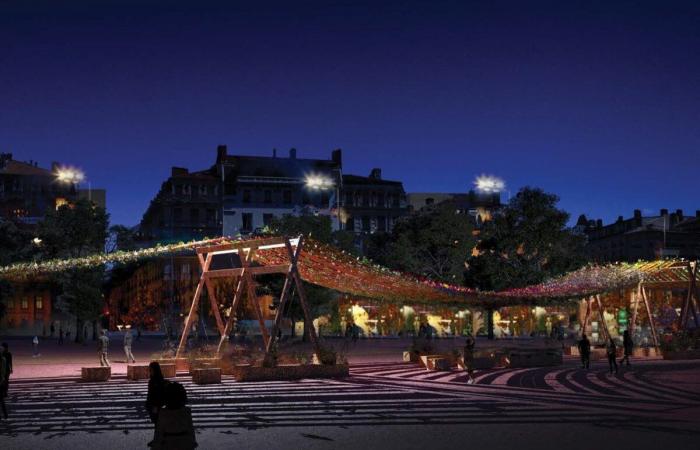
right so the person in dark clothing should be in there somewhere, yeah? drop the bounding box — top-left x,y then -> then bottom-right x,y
620,330 -> 634,366
578,334 -> 591,369
58,327 -> 64,345
146,362 -> 168,424
463,334 -> 476,384
151,381 -> 197,449
0,342 -> 11,419
606,338 -> 619,374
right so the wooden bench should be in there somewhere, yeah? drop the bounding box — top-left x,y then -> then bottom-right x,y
192,367 -> 221,385
81,366 -> 111,382
127,364 -> 150,380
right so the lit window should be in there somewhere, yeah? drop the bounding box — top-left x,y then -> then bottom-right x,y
21,298 -> 29,309
35,297 -> 43,310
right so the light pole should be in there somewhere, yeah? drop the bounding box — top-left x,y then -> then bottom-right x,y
304,174 -> 341,230
56,167 -> 91,201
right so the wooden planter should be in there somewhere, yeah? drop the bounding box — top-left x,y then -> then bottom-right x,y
192,367 -> 222,385
632,347 -> 660,357
662,349 -> 700,360
156,358 -> 189,373
127,364 -> 150,380
231,364 -> 349,382
403,351 -> 419,362
506,349 -> 563,368
81,366 -> 111,382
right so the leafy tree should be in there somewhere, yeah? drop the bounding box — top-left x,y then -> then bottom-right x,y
38,200 -> 109,342
368,202 -> 478,284
0,220 -> 35,323
107,224 -> 138,253
465,187 -> 585,292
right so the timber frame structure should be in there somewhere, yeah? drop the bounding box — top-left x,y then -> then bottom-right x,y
175,235 -> 322,360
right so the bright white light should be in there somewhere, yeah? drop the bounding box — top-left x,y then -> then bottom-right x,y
304,174 -> 334,190
474,174 -> 505,194
56,167 -> 85,184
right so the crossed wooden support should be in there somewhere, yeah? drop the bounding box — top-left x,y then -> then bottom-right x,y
175,236 -> 322,361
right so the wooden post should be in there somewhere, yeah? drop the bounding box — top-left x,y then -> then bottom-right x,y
177,253 -> 213,358
581,297 -> 592,337
641,286 -> 659,350
680,262 -> 698,330
243,249 -> 270,348
595,294 -> 610,342
216,250 -> 254,355
630,284 -> 641,334
265,237 -> 301,356
200,253 -> 226,336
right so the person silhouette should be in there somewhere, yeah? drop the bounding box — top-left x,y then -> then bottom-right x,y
606,338 -> 619,374
0,353 -> 7,419
98,330 -> 110,367
150,381 -> 197,449
620,330 -> 634,366
578,334 -> 591,369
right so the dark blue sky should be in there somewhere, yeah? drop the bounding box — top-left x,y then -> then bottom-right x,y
2,0 -> 699,226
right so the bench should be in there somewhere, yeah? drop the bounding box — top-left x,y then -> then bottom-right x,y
192,367 -> 222,385
81,366 -> 111,382
127,364 -> 150,380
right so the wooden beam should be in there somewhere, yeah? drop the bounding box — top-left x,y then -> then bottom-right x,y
204,265 -> 290,279
581,297 -> 592,337
630,284 -> 641,334
195,236 -> 288,254
680,262 -> 698,330
243,249 -> 270,348
216,251 -> 253,355
265,237 -> 301,356
641,286 -> 659,350
595,294 -> 610,342
176,253 -> 213,358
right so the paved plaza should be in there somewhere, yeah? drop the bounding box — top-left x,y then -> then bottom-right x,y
1,338 -> 700,449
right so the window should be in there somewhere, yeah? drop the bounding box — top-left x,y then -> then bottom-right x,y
21,298 -> 29,309
190,208 -> 199,224
242,213 -> 253,232
345,191 -> 353,206
35,297 -> 43,310
392,194 -> 400,207
243,190 -> 251,203
362,216 -> 370,232
263,213 -> 274,226
206,209 -> 217,225
377,216 -> 386,232
173,208 -> 183,223
199,185 -> 208,196
377,193 -> 385,208
362,192 -> 370,207
163,264 -> 172,280
181,264 -> 191,278
283,190 -> 292,205
6,299 -> 14,309
264,190 -> 272,203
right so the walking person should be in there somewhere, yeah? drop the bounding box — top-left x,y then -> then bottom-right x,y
50,323 -> 55,338
124,328 -> 136,363
146,362 -> 169,427
32,336 -> 39,357
578,334 -> 591,369
606,337 -> 618,374
1,342 -> 12,420
151,381 -> 197,449
620,330 -> 634,367
58,326 -> 64,345
98,330 -> 110,367
463,333 -> 476,384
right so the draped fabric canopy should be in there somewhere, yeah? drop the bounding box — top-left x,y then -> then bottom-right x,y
0,235 -> 697,307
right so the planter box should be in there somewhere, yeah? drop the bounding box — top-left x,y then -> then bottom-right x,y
158,364 -> 177,378
403,351 -> 420,362
192,367 -> 222,385
662,349 -> 700,360
156,358 -> 189,373
633,347 -> 660,357
81,366 -> 111,382
231,364 -> 349,382
506,349 -> 562,368
127,364 -> 150,380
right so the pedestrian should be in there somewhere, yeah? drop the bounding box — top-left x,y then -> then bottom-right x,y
606,337 -> 618,374
1,342 -> 12,420
124,328 -> 136,363
151,381 -> 197,450
0,352 -> 7,420
146,362 -> 168,425
58,326 -> 64,345
463,333 -> 476,384
32,336 -> 39,357
620,330 -> 634,366
98,329 -> 110,367
578,334 -> 591,369
50,323 -> 55,338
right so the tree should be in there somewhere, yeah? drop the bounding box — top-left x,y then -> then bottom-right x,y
38,200 -> 109,342
465,187 -> 586,292
368,202 -> 478,284
107,224 -> 138,253
0,220 -> 35,323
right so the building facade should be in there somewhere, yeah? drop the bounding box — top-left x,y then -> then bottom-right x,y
341,169 -> 408,234
407,190 -> 501,225
581,209 -> 700,263
219,146 -> 342,236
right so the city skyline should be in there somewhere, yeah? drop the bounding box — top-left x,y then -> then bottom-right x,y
2,0 -> 699,226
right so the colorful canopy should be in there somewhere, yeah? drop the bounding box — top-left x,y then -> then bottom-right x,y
0,235 -> 697,307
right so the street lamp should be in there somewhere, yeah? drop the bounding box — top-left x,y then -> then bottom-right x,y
474,174 -> 505,194
56,167 -> 91,201
304,174 -> 341,230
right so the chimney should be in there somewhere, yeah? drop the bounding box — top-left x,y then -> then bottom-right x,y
616,215 -> 623,223
660,208 -> 668,216
331,148 -> 342,168
369,168 -> 382,180
670,212 -> 678,226
216,145 -> 227,163
676,209 -> 683,221
633,209 -> 642,219
272,148 -> 277,158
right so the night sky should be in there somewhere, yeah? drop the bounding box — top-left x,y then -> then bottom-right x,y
2,0 -> 699,227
